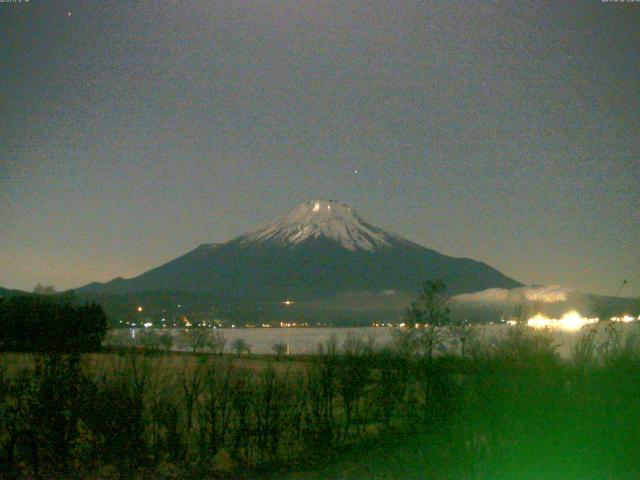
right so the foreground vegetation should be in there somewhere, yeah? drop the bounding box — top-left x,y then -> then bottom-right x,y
0,295 -> 108,353
1,323 -> 639,479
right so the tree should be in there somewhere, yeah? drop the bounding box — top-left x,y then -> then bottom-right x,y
138,329 -> 161,353
209,330 -> 227,356
406,280 -> 451,360
449,319 -> 475,359
77,302 -> 109,352
178,356 -> 206,431
390,327 -> 418,357
158,334 -> 174,353
406,280 -> 450,327
181,328 -> 210,354
33,283 -> 57,295
1,296 -> 107,352
271,342 -> 287,360
231,338 -> 250,357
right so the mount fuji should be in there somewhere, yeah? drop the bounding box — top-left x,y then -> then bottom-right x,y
77,200 -> 521,313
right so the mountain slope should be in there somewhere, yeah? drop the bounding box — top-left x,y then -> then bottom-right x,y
77,200 -> 522,301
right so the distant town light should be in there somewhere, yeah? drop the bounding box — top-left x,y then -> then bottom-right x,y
528,311 -> 598,331
611,315 -> 635,323
143,322 -> 152,328
282,299 -> 295,306
137,306 -> 143,312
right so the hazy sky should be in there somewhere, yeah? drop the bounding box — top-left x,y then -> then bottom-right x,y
1,1 -> 638,296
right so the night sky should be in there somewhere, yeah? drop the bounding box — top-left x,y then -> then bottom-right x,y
1,1 -> 638,296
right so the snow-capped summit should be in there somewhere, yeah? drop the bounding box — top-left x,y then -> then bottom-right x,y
239,200 -> 398,251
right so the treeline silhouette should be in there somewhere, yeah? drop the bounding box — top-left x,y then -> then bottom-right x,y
0,295 -> 107,352
1,325 -> 639,479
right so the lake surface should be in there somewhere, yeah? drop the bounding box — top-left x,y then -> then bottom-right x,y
105,322 -> 639,359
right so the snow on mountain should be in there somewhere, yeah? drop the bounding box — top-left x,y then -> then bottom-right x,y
238,200 -> 402,251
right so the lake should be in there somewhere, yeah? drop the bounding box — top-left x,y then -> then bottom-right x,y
105,322 -> 640,359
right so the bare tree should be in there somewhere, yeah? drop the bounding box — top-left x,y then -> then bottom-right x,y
33,283 -> 56,295
231,338 -> 251,357
390,327 -> 418,357
209,330 -> 227,356
448,319 -> 474,359
271,342 -> 287,360
139,329 -> 155,352
406,280 -> 451,360
178,356 -> 207,431
158,334 -> 174,353
197,360 -> 234,458
181,328 -> 210,354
